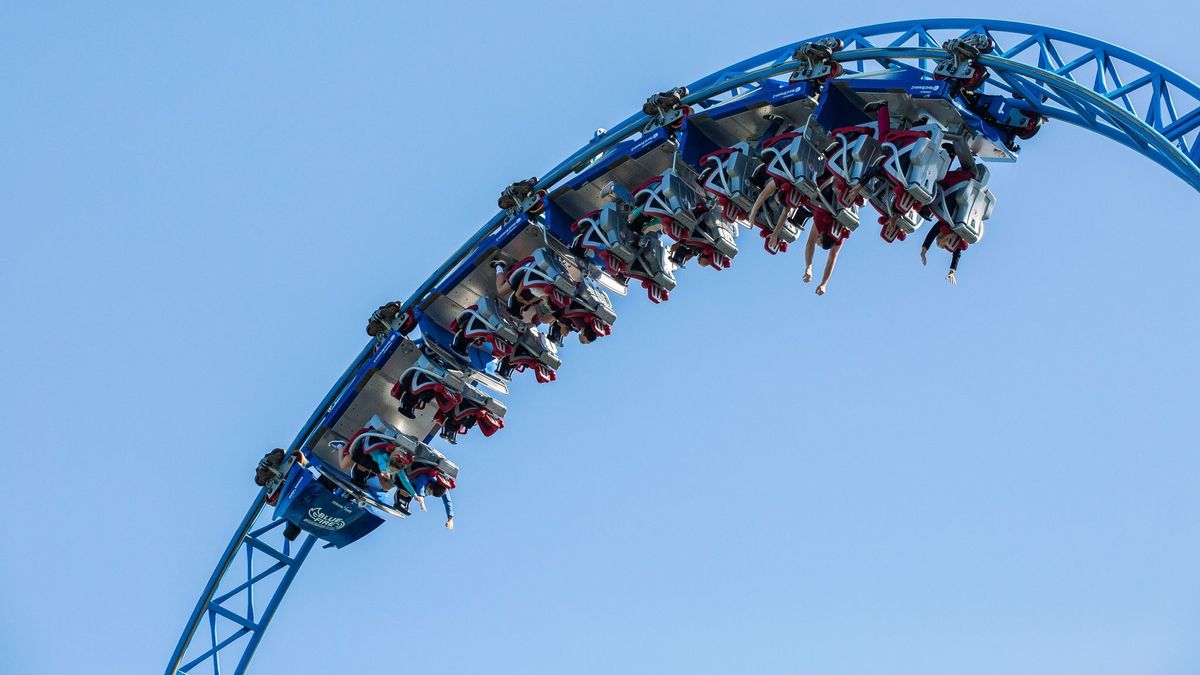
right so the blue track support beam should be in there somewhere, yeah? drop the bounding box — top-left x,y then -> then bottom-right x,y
167,496 -> 317,675
169,19 -> 1200,674
167,343 -> 377,675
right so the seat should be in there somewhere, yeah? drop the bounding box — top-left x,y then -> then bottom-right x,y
450,294 -> 520,358
866,179 -> 924,243
665,207 -> 739,269
881,124 -> 951,210
506,248 -> 577,310
634,167 -> 702,232
624,234 -> 677,303
439,385 -> 506,443
699,142 -> 760,221
928,165 -> 995,244
826,124 -> 883,209
391,353 -> 467,420
559,277 -> 617,342
571,202 -> 639,275
499,324 -> 561,384
760,132 -> 807,208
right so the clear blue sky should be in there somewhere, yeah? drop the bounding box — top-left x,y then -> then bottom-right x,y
3,4 -> 1200,674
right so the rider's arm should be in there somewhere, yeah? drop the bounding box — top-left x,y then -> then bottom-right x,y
821,243 -> 842,286
921,226 -> 938,251
495,269 -> 512,296
394,470 -> 416,497
747,180 -> 777,226
804,226 -> 818,269
949,248 -> 962,271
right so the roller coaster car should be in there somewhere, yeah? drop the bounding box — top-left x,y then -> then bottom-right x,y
633,166 -> 703,233
450,295 -> 521,358
508,248 -> 580,311
926,165 -> 996,244
498,324 -> 561,384
699,142 -> 761,221
558,278 -> 617,343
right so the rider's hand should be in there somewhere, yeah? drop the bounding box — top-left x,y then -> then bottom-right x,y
920,248 -> 928,266
445,517 -> 454,531
946,270 -> 957,285
416,496 -> 427,512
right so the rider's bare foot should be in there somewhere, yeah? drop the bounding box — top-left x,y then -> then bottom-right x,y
803,267 -> 813,283
815,284 -> 826,296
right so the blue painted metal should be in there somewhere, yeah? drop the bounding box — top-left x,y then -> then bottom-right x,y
274,463 -> 386,548
169,20 -> 1200,674
166,342 -> 375,675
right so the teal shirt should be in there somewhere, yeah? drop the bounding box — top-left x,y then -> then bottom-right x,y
369,450 -> 416,495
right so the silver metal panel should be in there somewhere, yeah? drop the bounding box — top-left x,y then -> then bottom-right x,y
378,337 -> 423,383
689,98 -> 817,149
331,370 -> 440,443
549,142 -> 677,220
429,224 -> 548,333
307,338 -> 433,466
421,293 -> 468,332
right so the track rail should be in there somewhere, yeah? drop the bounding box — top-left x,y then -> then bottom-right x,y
167,19 -> 1200,674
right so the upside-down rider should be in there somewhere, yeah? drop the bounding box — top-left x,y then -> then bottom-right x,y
490,259 -> 571,346
918,147 -> 978,286
920,223 -> 965,285
803,209 -> 850,296
395,465 -> 456,530
336,433 -> 421,515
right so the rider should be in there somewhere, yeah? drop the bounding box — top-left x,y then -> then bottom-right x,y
920,224 -> 965,285
337,433 -> 420,514
394,465 -> 455,530
491,260 -> 571,344
803,209 -> 850,295
412,469 -> 455,530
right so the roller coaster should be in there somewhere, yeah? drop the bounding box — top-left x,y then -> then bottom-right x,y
166,19 -> 1200,674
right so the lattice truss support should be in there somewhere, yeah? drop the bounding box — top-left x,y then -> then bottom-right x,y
167,493 -> 316,675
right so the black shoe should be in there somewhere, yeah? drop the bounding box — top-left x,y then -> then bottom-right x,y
394,499 -> 412,516
398,405 -> 416,419
283,522 -> 302,541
